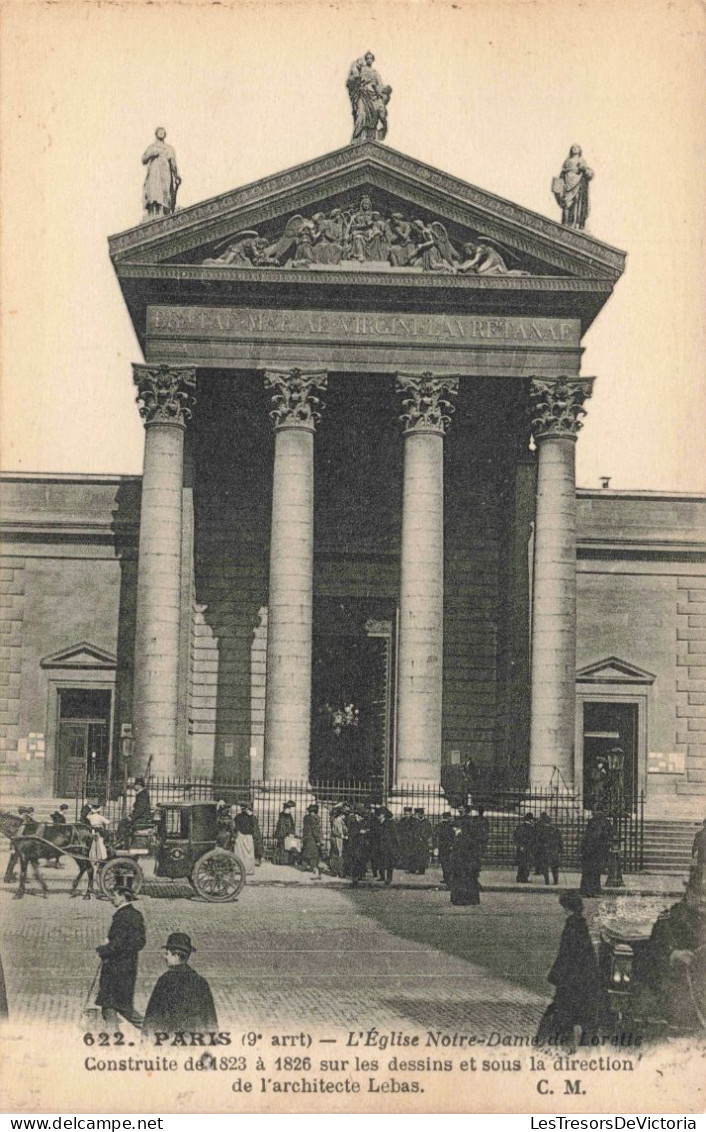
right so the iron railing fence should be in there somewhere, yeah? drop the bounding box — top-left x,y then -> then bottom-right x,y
77,776 -> 645,871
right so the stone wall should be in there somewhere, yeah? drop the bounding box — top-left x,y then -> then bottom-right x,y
0,475 -> 139,796
577,490 -> 706,816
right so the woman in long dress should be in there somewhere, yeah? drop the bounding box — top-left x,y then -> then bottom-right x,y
232,802 -> 263,876
87,804 -> 110,863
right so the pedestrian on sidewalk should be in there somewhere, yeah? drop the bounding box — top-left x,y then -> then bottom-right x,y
537,812 -> 563,886
367,804 -> 383,879
348,808 -> 369,887
274,800 -> 299,865
328,806 -> 347,877
579,811 -> 611,897
434,811 -> 456,885
376,808 -> 398,885
410,808 -> 432,874
143,932 -> 217,1036
536,891 -> 606,1048
514,812 -> 536,883
396,806 -> 414,871
448,805 -> 483,905
95,884 -> 145,1029
232,800 -> 263,874
302,803 -> 323,878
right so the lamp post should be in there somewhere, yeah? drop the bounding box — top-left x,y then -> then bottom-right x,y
605,745 -> 625,888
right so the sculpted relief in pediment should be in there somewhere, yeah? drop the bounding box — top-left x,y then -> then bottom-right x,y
201,195 -> 533,277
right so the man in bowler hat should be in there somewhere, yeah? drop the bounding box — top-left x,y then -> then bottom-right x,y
143,932 -> 217,1035
95,884 -> 146,1028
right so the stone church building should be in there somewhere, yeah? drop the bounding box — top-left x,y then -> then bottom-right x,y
1,142 -> 705,819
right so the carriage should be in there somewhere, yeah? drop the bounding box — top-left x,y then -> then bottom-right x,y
1,802 -> 246,903
106,800 -> 246,902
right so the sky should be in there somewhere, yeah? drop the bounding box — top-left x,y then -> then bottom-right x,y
1,0 -> 704,491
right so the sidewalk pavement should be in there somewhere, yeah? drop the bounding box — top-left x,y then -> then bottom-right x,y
236,860 -> 688,897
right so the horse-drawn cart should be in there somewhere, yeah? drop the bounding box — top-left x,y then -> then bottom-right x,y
1,802 -> 246,902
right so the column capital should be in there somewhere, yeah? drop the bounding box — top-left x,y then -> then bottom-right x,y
396,372 -> 459,435
133,364 -> 196,428
529,377 -> 593,440
264,368 -> 328,431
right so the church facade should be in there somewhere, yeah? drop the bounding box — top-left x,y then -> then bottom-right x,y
1,143 -> 705,817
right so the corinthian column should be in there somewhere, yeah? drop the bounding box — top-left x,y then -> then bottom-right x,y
395,373 -> 458,784
132,364 -> 196,775
529,377 -> 592,788
263,368 -> 327,781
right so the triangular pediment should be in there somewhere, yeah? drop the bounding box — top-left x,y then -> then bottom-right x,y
576,656 -> 656,684
40,641 -> 117,670
109,142 -> 625,284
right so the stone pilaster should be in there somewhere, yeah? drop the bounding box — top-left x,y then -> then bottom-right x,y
132,364 -> 196,776
529,377 -> 592,788
395,373 -> 458,784
263,368 -> 327,781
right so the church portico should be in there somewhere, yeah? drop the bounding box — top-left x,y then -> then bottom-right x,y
107,141 -> 626,793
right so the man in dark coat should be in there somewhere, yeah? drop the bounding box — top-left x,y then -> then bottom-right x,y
347,809 -> 369,887
514,812 -> 536,883
579,812 -> 611,897
3,807 -> 34,883
50,804 -> 69,825
537,812 -> 563,886
301,804 -> 322,878
143,932 -> 217,1036
536,891 -> 607,1047
95,885 -> 146,1027
130,779 -> 152,827
396,807 -> 414,871
367,805 -> 383,879
376,808 -> 398,885
409,808 -> 432,874
434,811 -> 456,885
449,807 -> 483,905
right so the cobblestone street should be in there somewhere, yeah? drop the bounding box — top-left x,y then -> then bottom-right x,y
0,858 -> 676,1035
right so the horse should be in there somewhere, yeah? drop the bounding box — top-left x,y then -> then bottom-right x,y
0,811 -> 97,899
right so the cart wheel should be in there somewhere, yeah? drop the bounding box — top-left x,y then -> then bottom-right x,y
191,849 -> 245,902
99,856 -> 143,899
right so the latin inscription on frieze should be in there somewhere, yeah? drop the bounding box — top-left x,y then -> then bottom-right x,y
147,306 -> 580,347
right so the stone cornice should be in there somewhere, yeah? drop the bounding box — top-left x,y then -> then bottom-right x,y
109,142 -> 626,281
115,260 -> 614,294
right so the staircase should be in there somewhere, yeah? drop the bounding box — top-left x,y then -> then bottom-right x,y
642,820 -> 700,874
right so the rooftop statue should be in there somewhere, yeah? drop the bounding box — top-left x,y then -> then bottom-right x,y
346,52 -> 392,143
142,127 -> 181,220
552,145 -> 594,231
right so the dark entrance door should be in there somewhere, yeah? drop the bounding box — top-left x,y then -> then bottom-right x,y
56,689 -> 112,796
311,628 -> 392,785
582,700 -> 638,809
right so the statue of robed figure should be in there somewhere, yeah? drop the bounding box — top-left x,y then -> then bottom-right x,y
346,52 -> 392,143
552,144 -> 594,230
142,128 -> 181,219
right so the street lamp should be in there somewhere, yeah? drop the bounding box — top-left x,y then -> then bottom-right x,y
605,745 -> 625,888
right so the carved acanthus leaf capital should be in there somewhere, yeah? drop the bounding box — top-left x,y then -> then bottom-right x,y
529,377 -> 592,439
396,372 -> 459,435
264,368 -> 328,430
133,364 -> 196,427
